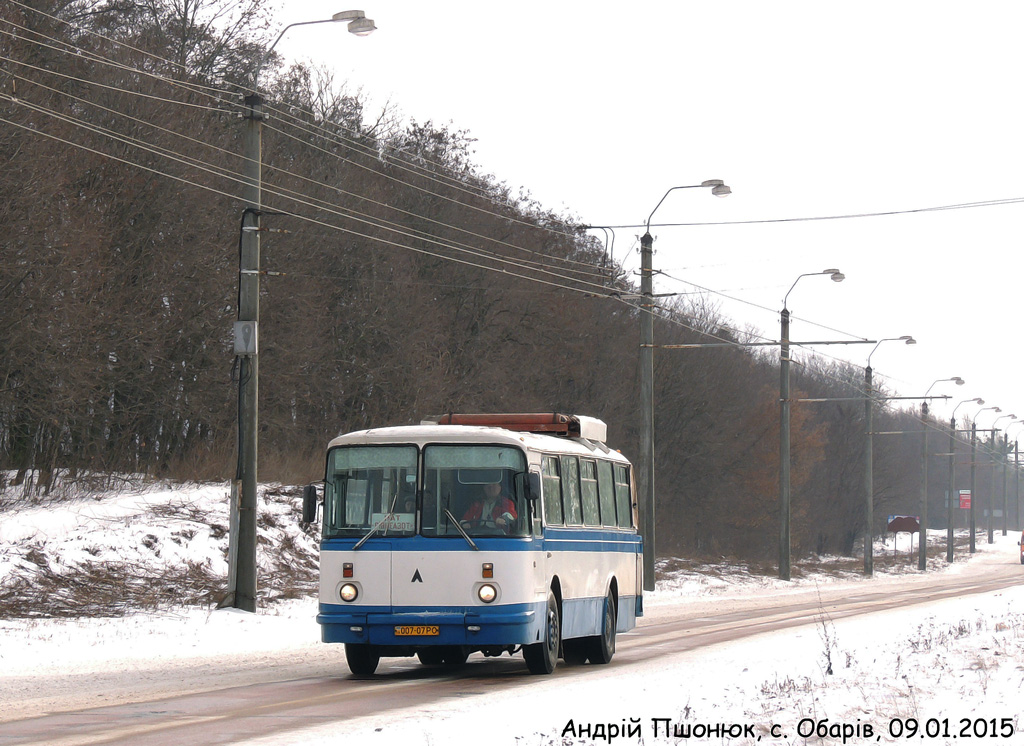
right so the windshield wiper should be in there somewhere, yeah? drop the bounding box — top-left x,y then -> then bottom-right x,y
353,511 -> 395,550
444,507 -> 479,551
354,493 -> 403,550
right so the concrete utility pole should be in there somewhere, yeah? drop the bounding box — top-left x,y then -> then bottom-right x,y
226,11 -> 376,612
777,268 -> 844,581
1003,433 -> 1010,536
948,398 -> 984,562
918,376 -> 962,571
863,363 -> 874,575
987,435 -> 995,544
779,307 -> 791,581
636,180 -> 729,592
970,422 -> 977,553
918,403 -> 929,571
947,414 -> 956,562
987,429 -> 995,540
638,229 -> 655,592
1003,429 -> 1011,536
229,93 -> 264,613
863,335 -> 914,576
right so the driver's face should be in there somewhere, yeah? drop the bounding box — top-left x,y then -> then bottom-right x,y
484,482 -> 501,499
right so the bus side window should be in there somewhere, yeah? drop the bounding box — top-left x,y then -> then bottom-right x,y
597,459 -> 616,527
580,459 -> 600,526
613,464 -> 632,528
561,455 -> 583,526
542,456 -> 563,526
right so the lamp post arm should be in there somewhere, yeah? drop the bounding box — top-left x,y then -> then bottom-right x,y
644,181 -> 729,234
783,273 -> 815,309
646,185 -> 700,233
783,268 -> 844,310
253,11 -> 375,88
254,19 -> 333,87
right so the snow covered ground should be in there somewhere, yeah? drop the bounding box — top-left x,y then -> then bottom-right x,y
1,481 -> 1023,745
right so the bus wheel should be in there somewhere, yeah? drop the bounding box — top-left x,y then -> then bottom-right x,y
587,592 -> 616,664
524,591 -> 560,674
345,643 -> 380,675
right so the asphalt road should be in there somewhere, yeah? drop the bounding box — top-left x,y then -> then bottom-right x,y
1,563 -> 1020,746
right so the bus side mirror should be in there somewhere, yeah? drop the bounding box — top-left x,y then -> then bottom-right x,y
302,484 -> 319,523
527,472 -> 541,502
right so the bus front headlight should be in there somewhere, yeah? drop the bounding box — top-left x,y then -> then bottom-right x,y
340,583 -> 359,602
478,584 -> 497,603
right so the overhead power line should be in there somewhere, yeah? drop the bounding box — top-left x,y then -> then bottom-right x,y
586,196 -> 1024,232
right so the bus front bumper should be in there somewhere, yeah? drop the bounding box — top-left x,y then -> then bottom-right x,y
317,604 -> 539,647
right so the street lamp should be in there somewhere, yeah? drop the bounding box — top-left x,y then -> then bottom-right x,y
778,268 -> 844,581
863,335 -> 915,575
948,397 -> 983,562
638,180 -> 730,592
254,10 -> 376,83
926,377 -> 964,396
918,376 -> 964,570
230,10 -> 376,613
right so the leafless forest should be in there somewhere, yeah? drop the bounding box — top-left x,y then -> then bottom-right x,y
0,0 -> 1002,561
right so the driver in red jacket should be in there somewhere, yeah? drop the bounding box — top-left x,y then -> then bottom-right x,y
461,482 -> 517,530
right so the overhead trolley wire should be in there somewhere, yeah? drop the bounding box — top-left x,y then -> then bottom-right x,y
0,101 -> 975,440
0,100 -> 623,299
0,63 -> 613,286
261,119 -> 614,280
4,2 -> 580,241
587,197 -> 1024,232
3,1 -> 243,106
5,4 -> 1005,423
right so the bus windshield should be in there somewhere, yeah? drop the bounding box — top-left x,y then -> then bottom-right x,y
324,445 -> 418,539
422,444 -> 529,538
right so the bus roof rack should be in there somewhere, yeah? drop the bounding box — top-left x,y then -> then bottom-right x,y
425,413 -> 607,444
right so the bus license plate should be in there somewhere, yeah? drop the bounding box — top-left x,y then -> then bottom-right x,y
395,625 -> 440,636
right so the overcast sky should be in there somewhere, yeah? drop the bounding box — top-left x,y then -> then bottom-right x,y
273,1 -> 1024,433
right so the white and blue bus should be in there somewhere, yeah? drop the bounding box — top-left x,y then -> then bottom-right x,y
301,413 -> 643,675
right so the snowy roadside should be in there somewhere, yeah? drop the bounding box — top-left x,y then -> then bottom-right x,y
312,558 -> 1024,746
1,481 -> 1023,744
2,538 -> 1019,745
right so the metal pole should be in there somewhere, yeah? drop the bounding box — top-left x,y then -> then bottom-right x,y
918,403 -> 928,570
987,433 -> 994,544
639,231 -> 655,592
633,181 -> 730,591
969,422 -> 977,553
864,365 -> 873,575
779,308 -> 791,581
947,416 -> 955,562
233,92 -> 263,612
1016,440 -> 1020,530
1002,433 -> 1008,536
